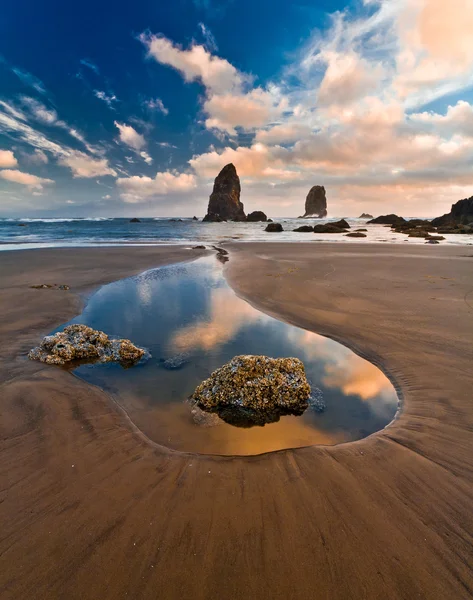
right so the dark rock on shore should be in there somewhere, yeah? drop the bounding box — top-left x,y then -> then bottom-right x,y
190,355 -> 311,427
203,163 -> 246,222
265,222 -> 283,232
332,219 -> 350,229
293,225 -> 314,232
345,232 -> 367,238
300,186 -> 327,218
28,324 -> 145,367
192,216 -> 198,221
431,196 -> 473,227
313,224 -> 345,233
192,245 -> 206,250
359,213 -> 373,219
367,214 -> 406,225
129,218 -> 141,223
355,228 -> 368,232
246,211 -> 268,222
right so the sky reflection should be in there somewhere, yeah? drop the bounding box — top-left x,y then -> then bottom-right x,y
69,256 -> 398,455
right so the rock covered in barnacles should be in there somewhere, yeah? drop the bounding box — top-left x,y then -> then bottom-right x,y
28,324 -> 145,366
190,355 -> 311,425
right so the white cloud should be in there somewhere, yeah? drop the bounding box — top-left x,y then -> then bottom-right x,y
140,33 -> 246,94
117,170 -> 197,202
20,96 -> 57,125
198,22 -> 218,52
11,68 -> 46,95
58,151 -> 116,178
114,121 -> 146,150
80,59 -> 100,74
0,169 -> 53,190
94,90 -> 118,107
410,101 -> 473,137
102,194 -> 111,199
0,150 -> 18,168
144,97 -> 169,115
140,151 -> 153,164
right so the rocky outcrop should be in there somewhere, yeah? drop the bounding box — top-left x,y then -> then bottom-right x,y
313,224 -> 346,233
300,186 -> 327,218
28,324 -> 145,366
293,225 -> 314,232
129,218 -> 141,223
265,222 -> 283,232
203,163 -> 246,222
367,214 -> 406,225
359,213 -> 373,219
431,196 -> 473,227
246,211 -> 268,222
332,219 -> 350,229
190,355 -> 311,427
345,232 -> 367,238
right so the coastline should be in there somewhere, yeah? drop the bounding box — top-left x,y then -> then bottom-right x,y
1,243 -> 473,599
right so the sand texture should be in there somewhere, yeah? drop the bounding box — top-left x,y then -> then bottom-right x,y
1,243 -> 473,600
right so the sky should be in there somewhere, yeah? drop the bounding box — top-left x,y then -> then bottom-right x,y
1,0 -> 473,218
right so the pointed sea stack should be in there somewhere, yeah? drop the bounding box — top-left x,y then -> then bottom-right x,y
300,186 -> 328,218
203,163 -> 246,222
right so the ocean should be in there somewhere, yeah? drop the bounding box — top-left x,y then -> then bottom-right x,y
1,216 -> 472,250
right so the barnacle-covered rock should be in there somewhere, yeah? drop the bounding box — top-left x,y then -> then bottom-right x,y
28,324 -> 145,366
190,355 -> 311,426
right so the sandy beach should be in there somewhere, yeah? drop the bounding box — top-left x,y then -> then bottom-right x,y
1,242 -> 473,600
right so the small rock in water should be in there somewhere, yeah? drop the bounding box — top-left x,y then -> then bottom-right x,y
190,355 -> 311,427
160,353 -> 190,370
192,245 -> 206,250
28,324 -> 145,367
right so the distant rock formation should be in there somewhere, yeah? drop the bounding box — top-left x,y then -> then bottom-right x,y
203,163 -> 246,222
246,211 -> 268,222
293,225 -> 314,232
129,218 -> 141,223
265,222 -> 283,232
431,196 -> 473,227
300,186 -> 327,218
367,214 -> 406,225
359,213 -> 373,219
313,224 -> 346,233
331,219 -> 350,229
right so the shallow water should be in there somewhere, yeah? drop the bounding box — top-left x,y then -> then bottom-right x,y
63,255 -> 399,455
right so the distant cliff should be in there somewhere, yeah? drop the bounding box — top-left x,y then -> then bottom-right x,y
203,164 -> 246,222
431,196 -> 473,227
300,186 -> 327,218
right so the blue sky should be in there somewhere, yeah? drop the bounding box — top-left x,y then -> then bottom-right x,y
1,0 -> 473,217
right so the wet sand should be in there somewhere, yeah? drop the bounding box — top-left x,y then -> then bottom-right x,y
1,243 -> 473,599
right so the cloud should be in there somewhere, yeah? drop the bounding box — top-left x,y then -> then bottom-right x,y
140,151 -> 153,164
80,59 -> 99,74
140,33 -> 245,94
114,121 -> 146,150
58,151 -> 116,178
11,67 -> 46,95
116,170 -> 197,202
102,194 -> 111,199
0,150 -> 18,168
27,149 -> 49,165
140,33 -> 285,135
144,97 -> 169,115
204,88 -> 286,134
94,90 -> 118,108
198,22 -> 218,52
410,100 -> 473,137
0,169 -> 53,190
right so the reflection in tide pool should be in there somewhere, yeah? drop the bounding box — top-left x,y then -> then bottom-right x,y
67,256 -> 398,455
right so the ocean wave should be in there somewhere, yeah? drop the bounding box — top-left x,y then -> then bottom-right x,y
1,217 -> 114,223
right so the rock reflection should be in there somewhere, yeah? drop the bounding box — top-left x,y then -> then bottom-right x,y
69,256 -> 398,455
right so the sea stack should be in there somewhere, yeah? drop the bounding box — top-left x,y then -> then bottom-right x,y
203,163 -> 246,222
301,186 -> 328,218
